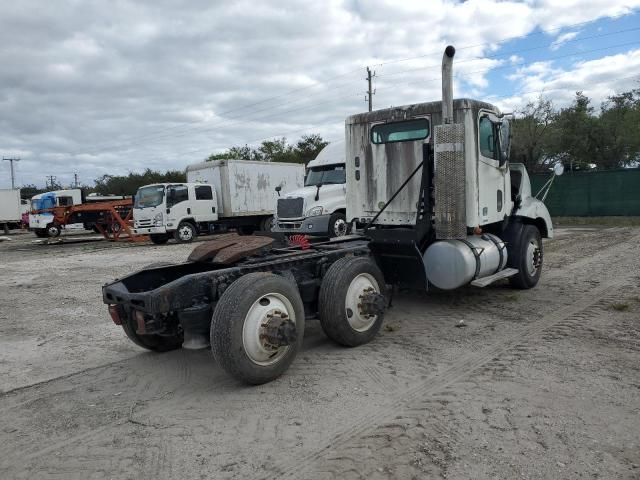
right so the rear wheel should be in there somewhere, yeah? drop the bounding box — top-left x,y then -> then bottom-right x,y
328,212 -> 348,238
509,225 -> 543,289
121,314 -> 183,352
319,256 -> 387,346
150,234 -> 169,245
211,272 -> 305,384
174,221 -> 197,243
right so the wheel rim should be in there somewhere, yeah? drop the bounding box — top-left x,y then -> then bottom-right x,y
47,226 -> 59,236
242,293 -> 295,366
178,225 -> 193,241
525,239 -> 542,276
333,218 -> 347,237
345,273 -> 380,332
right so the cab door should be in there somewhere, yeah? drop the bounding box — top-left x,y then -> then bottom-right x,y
477,111 -> 511,225
192,185 -> 218,222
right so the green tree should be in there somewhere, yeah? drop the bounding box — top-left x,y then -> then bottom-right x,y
206,134 -> 328,165
93,168 -> 186,195
510,96 -> 555,172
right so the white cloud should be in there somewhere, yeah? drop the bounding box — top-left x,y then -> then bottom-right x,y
550,31 -> 580,50
1,0 -> 640,187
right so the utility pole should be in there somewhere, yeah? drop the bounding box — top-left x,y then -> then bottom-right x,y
365,67 -> 376,112
73,172 -> 79,188
46,175 -> 57,190
2,157 -> 20,189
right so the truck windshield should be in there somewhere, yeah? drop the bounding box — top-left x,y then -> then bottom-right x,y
135,185 -> 165,208
305,164 -> 346,186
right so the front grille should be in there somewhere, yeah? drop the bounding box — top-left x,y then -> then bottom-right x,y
277,197 -> 304,219
136,219 -> 152,227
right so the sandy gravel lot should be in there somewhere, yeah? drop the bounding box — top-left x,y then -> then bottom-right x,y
0,227 -> 639,479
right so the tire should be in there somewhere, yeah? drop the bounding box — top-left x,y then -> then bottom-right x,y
328,212 -> 348,238
121,313 -> 183,352
150,234 -> 169,245
260,215 -> 274,232
318,256 -> 387,347
509,225 -> 543,289
34,229 -> 48,238
210,272 -> 305,384
174,221 -> 197,243
46,223 -> 61,237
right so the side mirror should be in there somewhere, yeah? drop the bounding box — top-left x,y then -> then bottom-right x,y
166,208 -> 170,214
275,185 -> 282,197
553,163 -> 564,176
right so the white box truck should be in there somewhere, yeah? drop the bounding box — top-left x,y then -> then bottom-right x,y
0,189 -> 22,233
133,159 -> 304,244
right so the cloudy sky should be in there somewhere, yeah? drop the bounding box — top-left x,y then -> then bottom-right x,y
1,0 -> 640,189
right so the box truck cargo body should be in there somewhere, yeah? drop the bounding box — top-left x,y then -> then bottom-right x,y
0,189 -> 22,230
134,159 -> 304,243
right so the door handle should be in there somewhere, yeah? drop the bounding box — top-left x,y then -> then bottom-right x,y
187,208 -> 191,214
212,207 -> 216,213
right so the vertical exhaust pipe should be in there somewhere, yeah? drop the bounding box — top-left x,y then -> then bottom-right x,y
441,45 -> 456,124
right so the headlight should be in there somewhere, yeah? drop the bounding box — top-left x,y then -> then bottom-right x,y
153,212 -> 163,226
307,206 -> 323,217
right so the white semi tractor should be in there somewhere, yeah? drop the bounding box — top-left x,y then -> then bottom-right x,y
273,141 -> 348,237
133,159 -> 304,244
103,46 -> 555,384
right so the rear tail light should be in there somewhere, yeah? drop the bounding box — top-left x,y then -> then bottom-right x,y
108,305 -> 123,325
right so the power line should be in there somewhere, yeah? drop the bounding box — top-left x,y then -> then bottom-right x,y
375,26 -> 640,79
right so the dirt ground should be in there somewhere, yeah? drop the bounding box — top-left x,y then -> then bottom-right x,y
0,227 -> 639,479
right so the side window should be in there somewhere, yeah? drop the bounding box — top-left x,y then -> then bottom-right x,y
195,185 -> 213,200
58,196 -> 73,206
167,185 -> 189,207
479,116 -> 498,160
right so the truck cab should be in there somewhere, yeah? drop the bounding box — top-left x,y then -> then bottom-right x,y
133,183 -> 217,244
29,189 -> 83,237
273,141 -> 348,237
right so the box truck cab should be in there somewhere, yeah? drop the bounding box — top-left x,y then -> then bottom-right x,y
273,141 -> 348,237
29,189 -> 83,237
135,160 -> 304,244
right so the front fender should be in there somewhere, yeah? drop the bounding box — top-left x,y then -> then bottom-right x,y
514,197 -> 553,238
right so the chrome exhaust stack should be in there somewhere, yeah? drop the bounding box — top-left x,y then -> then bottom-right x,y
441,45 -> 456,125
433,45 -> 466,240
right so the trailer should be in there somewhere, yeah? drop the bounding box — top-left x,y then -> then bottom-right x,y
102,46 -> 557,384
0,189 -> 22,233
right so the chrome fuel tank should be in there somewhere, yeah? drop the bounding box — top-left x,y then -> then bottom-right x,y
423,234 -> 507,290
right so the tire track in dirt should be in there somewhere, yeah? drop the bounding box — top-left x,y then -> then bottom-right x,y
262,280 -> 626,479
297,289 -> 640,479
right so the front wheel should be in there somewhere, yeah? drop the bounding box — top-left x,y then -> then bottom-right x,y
210,272 -> 305,384
174,222 -> 197,243
328,212 -> 348,238
318,256 -> 387,346
509,225 -> 543,289
46,224 -> 61,237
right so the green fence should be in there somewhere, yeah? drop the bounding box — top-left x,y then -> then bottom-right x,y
530,169 -> 640,216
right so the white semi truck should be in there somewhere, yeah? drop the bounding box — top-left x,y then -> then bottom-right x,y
133,159 -> 304,244
103,46 -> 556,385
273,141 -> 348,237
